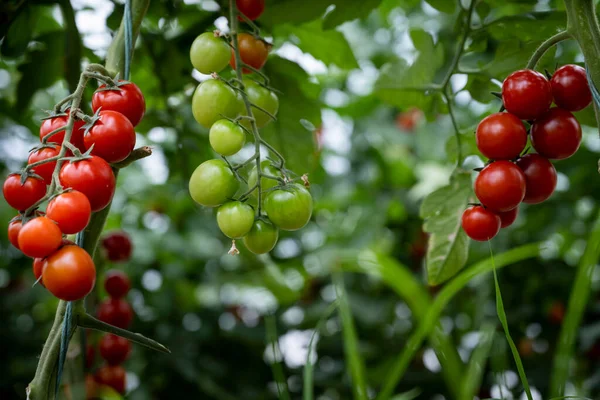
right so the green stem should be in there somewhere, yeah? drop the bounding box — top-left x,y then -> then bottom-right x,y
526,31 -> 572,70
445,91 -> 463,167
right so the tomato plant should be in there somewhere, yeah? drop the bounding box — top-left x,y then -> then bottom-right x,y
97,298 -> 134,329
99,334 -> 131,365
92,81 -> 146,127
516,153 -> 557,204
104,270 -> 131,298
27,145 -> 59,185
230,33 -> 270,73
497,207 -> 519,228
236,0 -> 265,20
474,161 -> 526,212
39,110 -> 86,151
531,107 -> 582,159
189,159 -> 239,207
83,110 -> 136,163
41,245 -> 96,301
95,364 -> 126,394
209,119 -> 246,156
102,231 -> 133,262
475,112 -> 527,160
216,201 -> 255,239
7,218 -> 22,249
191,79 -> 242,128
242,219 -> 279,254
264,184 -> 313,231
3,174 -> 46,211
18,216 -> 63,258
242,79 -> 279,127
46,190 -> 92,234
461,206 -> 501,241
247,160 -> 281,195
502,69 -> 553,120
551,64 -> 592,111
59,155 -> 116,212
190,32 -> 231,74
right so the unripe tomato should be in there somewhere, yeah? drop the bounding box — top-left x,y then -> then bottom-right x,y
28,145 -> 60,185
104,270 -> 131,298
243,219 -> 279,254
502,69 -> 552,120
59,155 -> 116,212
475,112 -> 527,160
83,110 -> 136,163
3,174 -> 46,211
497,207 -> 518,228
230,33 -> 270,73
248,160 -> 281,196
191,79 -> 242,128
237,0 -> 265,20
95,364 -> 126,394
102,231 -> 133,262
92,81 -> 146,127
97,298 -> 133,329
242,79 -> 279,128
531,108 -> 582,160
474,161 -> 526,212
189,159 -> 239,207
264,184 -> 313,231
461,206 -> 501,241
42,245 -> 96,301
46,191 -> 92,234
99,334 -> 131,365
516,153 -> 557,204
40,109 -> 86,151
209,119 -> 246,156
190,32 -> 231,74
18,217 -> 63,258
551,64 -> 592,111
8,218 -> 22,249
216,201 -> 255,239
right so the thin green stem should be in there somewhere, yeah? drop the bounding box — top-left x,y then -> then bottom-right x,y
526,31 -> 572,69
440,0 -> 476,89
265,315 -> 291,400
41,126 -> 66,144
445,91 -> 463,166
25,155 -> 63,170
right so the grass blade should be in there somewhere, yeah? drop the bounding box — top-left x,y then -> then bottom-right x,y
459,322 -> 495,399
265,314 -> 291,400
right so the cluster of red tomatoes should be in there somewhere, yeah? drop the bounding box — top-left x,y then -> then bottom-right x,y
462,65 -> 590,241
87,269 -> 134,396
186,0 -> 313,254
3,80 -> 145,301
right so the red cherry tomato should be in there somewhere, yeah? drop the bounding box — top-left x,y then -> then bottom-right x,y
461,206 -> 501,241
99,334 -> 131,365
59,155 -> 116,212
102,231 -> 133,262
502,69 -> 552,120
33,257 -> 45,284
83,110 -> 136,163
8,218 -> 22,249
95,364 -> 126,394
28,145 -> 60,185
237,0 -> 265,20
475,112 -> 527,160
395,108 -> 424,132
497,207 -> 518,228
531,107 -> 582,160
46,191 -> 92,234
104,270 -> 131,298
92,81 -> 146,127
97,298 -> 133,329
42,245 -> 96,301
230,33 -> 270,73
39,109 -> 86,151
3,174 -> 47,211
551,64 -> 592,111
516,153 -> 557,204
18,216 -> 63,258
474,161 -> 526,212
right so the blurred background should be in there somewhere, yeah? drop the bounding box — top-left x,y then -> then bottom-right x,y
2,0 -> 600,399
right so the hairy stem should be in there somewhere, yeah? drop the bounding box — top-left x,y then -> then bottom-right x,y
526,31 -> 572,70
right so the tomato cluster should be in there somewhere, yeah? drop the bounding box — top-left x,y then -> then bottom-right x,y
462,65 -> 590,241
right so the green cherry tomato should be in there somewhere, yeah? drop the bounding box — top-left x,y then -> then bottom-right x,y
189,159 -> 239,207
242,79 -> 279,128
190,32 -> 231,74
216,201 -> 255,239
248,160 -> 282,197
243,219 -> 279,254
209,119 -> 246,156
264,183 -> 313,231
192,79 -> 243,128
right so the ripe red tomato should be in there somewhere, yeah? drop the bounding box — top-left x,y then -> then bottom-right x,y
497,207 -> 518,228
104,270 -> 131,298
46,191 -> 92,234
230,33 -> 270,73
28,145 -> 60,185
531,107 -> 582,160
395,108 -> 424,132
237,0 -> 265,20
40,109 -> 86,151
86,346 -> 96,370
3,174 -> 47,211
95,364 -> 126,394
548,301 -> 565,324
475,112 -> 527,160
8,218 -> 22,249
102,232 -> 133,262
461,206 -> 501,241
502,69 -> 552,120
92,81 -> 146,127
18,216 -> 63,258
516,153 -> 557,204
551,64 -> 592,111
59,155 -> 116,212
97,298 -> 133,329
99,334 -> 131,365
33,257 -> 44,283
83,110 -> 136,163
42,245 -> 96,301
474,161 -> 526,212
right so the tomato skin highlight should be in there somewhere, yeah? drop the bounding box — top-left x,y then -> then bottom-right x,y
461,206 -> 501,241
99,334 -> 131,365
497,207 -> 518,228
230,33 -> 270,73
190,32 -> 231,74
104,270 -> 131,298
18,217 -> 63,258
264,184 -> 313,231
474,161 -> 526,212
92,81 -> 146,127
42,245 -> 96,301
551,64 -> 592,111
8,218 -> 22,249
46,191 -> 92,234
502,69 -> 552,120
97,298 -> 133,329
531,107 -> 582,160
3,174 -> 47,211
83,110 -> 136,163
28,145 -> 60,185
237,0 -> 265,20
216,201 -> 255,239
243,219 -> 279,254
475,112 -> 527,160
59,155 -> 116,212
40,110 -> 86,151
95,364 -> 126,394
516,153 -> 557,204
189,159 -> 240,207
102,231 -> 133,262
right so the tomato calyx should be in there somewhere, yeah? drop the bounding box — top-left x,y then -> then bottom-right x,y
94,79 -> 133,93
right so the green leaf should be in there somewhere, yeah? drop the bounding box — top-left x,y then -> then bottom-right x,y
459,322 -> 496,400
483,39 -> 556,79
424,0 -> 456,13
419,170 -> 472,285
484,11 -> 567,41
322,0 -> 383,30
261,0 -> 330,27
1,4 -> 34,57
390,388 -> 422,400
445,129 -> 481,163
